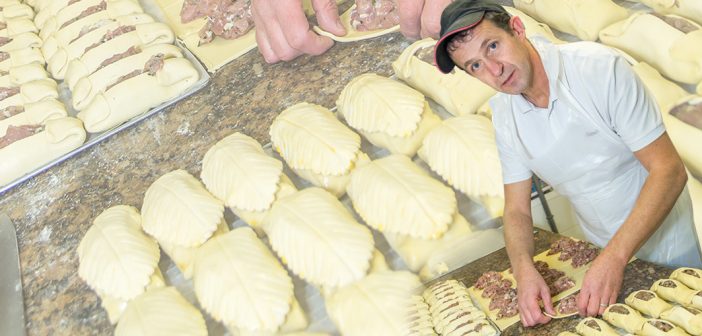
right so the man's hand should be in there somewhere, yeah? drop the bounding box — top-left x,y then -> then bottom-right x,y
577,251 -> 627,316
252,0 -> 346,63
515,264 -> 555,327
397,0 -> 452,40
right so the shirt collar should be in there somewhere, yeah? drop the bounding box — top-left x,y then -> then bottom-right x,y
512,35 -> 561,114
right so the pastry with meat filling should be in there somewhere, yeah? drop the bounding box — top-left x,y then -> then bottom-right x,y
603,303 -> 646,333
626,290 -> 673,318
576,317 -> 619,336
641,319 -> 691,336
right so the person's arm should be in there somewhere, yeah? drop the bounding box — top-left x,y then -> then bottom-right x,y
504,178 -> 555,327
397,0 -> 452,39
577,132 -> 687,316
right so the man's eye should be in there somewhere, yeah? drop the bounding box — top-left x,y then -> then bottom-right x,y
471,62 -> 480,71
489,42 -> 498,50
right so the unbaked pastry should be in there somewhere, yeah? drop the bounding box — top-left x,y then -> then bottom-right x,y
77,56 -> 199,133
313,5 -> 399,42
0,62 -> 48,87
230,174 -> 297,234
0,117 -> 85,187
626,290 -> 673,318
672,268 -> 702,291
651,279 -> 697,306
77,205 -> 159,300
603,303 -> 646,333
392,38 -> 497,117
71,43 -> 183,110
193,227 -> 294,332
0,79 -> 58,110
48,20 -> 171,80
0,32 -> 41,52
660,305 -> 702,335
262,187 -> 374,288
0,3 -> 33,22
405,295 -> 437,336
114,287 -> 207,336
98,268 -> 165,324
599,12 -> 702,85
504,6 -> 566,44
0,98 -> 65,134
663,96 -> 702,179
63,21 -> 175,89
158,218 -> 228,279
576,317 -> 620,336
641,318 -> 691,336
270,102 -> 361,176
631,61 -> 689,112
0,48 -> 45,71
227,298 -> 309,336
326,270 -> 421,336
141,169 -> 224,247
38,0 -> 144,41
513,0 -> 628,41
636,0 -> 702,26
291,150 -> 370,197
33,0 -> 82,27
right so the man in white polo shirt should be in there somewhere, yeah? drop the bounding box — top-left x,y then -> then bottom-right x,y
433,0 -> 701,327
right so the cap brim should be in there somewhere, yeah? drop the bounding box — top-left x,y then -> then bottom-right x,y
434,12 -> 485,74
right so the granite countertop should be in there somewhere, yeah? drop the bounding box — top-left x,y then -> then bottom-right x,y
427,228 -> 674,335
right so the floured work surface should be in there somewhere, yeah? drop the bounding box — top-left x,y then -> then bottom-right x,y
148,0 -> 257,72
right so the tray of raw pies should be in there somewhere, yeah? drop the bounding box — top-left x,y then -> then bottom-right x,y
0,0 -> 210,193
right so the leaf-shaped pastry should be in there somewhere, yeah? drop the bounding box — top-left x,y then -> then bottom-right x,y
270,102 -> 361,176
337,73 -> 425,137
193,227 -> 293,332
98,268 -> 166,324
360,101 -> 442,156
262,187 -> 374,288
141,169 -> 224,248
114,287 -> 207,336
78,205 -> 159,300
326,270 -> 421,336
419,115 -> 504,199
348,154 -> 456,239
201,132 -> 283,211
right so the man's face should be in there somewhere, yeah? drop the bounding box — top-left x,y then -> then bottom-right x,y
448,17 -> 532,95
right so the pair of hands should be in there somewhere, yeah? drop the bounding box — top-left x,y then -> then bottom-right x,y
515,252 -> 627,327
251,0 -> 452,63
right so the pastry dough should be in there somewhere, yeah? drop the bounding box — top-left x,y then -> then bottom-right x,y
0,3 -> 34,22
392,38 -> 497,117
664,96 -> 702,179
77,205 -> 159,300
357,101 -> 441,156
0,79 -> 58,110
599,13 -> 702,85
77,57 -> 199,133
641,318 -> 691,336
291,151 -> 370,197
631,61 -> 689,112
38,0 -> 144,41
48,20 -> 170,80
326,270 -> 421,336
0,32 -> 41,52
193,227 -> 294,332
64,21 -> 175,89
71,43 -> 183,110
513,0 -> 628,41
651,279 -> 697,306
347,154 -> 457,239
0,98 -> 65,134
603,303 -> 646,333
0,62 -> 48,87
262,187 -> 374,288
405,295 -> 437,336
636,0 -> 702,26
158,218 -> 228,279
227,298 -> 309,336
0,117 -> 85,187
626,290 -> 673,318
313,5 -> 399,42
337,73 -> 424,138
230,174 -> 297,234
672,268 -> 702,291
98,268 -> 165,324
576,317 -> 620,336
270,102 -> 361,176
141,169 -> 223,247
504,6 -> 566,44
115,287 -> 207,336
660,306 -> 702,335
33,0 -> 80,27
0,48 -> 45,71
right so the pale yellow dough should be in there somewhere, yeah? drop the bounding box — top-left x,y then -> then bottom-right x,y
672,268 -> 702,291
0,48 -> 45,72
347,154 -> 457,239
641,319 -> 691,336
514,0 -> 628,41
77,57 -> 199,133
0,3 -> 34,22
392,38 -> 496,117
663,95 -> 702,179
313,5 -> 399,42
504,6 -> 566,44
0,98 -> 65,135
651,279 -> 697,306
660,306 -> 702,335
0,62 -> 48,87
230,174 -> 297,235
98,268 -> 165,324
625,290 -> 673,318
227,298 -> 309,336
158,218 -> 229,279
115,287 -> 207,336
291,151 -> 370,198
602,303 -> 646,333
0,79 -> 58,110
405,295 -> 437,336
38,0 -> 144,41
0,117 -> 85,187
576,317 -> 620,336
637,0 -> 702,26
0,32 -> 41,52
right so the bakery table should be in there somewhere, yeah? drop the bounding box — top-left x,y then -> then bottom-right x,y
426,228 -> 673,335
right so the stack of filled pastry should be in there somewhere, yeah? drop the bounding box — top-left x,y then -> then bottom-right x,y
422,279 -> 498,335
0,1 -> 85,187
27,0 -> 200,133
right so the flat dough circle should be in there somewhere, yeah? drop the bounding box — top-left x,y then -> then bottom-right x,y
313,5 -> 399,42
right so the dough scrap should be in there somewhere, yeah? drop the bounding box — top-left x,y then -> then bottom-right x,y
347,154 -> 457,239
359,101 -> 441,156
660,305 -> 702,335
141,169 -> 224,248
337,73 -> 425,137
77,205 -> 160,300
313,5 -> 399,42
392,38 -> 496,117
326,270 -> 421,336
270,102 -> 361,176
625,290 -> 673,318
262,187 -> 374,288
114,287 -> 207,336
193,227 -> 294,332
575,317 -> 620,336
514,0 -> 628,41
603,303 -> 646,333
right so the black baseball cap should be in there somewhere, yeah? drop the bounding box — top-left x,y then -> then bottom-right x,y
434,0 -> 509,74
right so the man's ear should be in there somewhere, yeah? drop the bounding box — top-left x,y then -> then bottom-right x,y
510,16 -> 526,38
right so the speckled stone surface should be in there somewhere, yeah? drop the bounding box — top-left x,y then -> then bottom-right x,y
427,228 -> 673,335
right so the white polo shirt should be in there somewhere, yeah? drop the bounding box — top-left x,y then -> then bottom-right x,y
489,36 -> 665,184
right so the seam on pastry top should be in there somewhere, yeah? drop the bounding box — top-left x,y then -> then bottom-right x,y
70,19 -> 113,44
83,25 -> 135,54
104,53 -> 167,92
60,0 -> 107,30
97,45 -> 140,71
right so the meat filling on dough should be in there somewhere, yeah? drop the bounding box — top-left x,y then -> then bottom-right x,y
0,105 -> 23,120
84,25 -> 136,54
0,124 -> 43,149
180,0 -> 254,45
351,0 -> 399,31
104,53 -> 166,91
670,100 -> 702,130
61,1 -> 107,30
0,87 -> 19,101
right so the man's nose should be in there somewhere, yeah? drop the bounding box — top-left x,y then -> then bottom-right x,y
485,59 -> 503,77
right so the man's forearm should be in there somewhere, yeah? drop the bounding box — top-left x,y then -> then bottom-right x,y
504,209 -> 536,277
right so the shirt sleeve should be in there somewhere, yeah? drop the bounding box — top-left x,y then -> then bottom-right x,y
604,55 -> 665,152
490,100 -> 533,185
